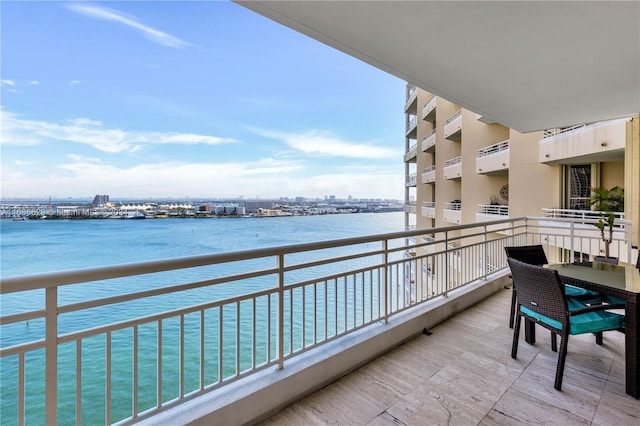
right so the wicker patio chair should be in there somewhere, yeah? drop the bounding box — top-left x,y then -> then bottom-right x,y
504,245 -> 601,329
508,258 -> 625,391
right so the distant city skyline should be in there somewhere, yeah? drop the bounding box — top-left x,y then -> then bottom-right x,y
1,1 -> 405,200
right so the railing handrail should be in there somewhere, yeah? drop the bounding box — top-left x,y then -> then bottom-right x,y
477,139 -> 509,157
443,202 -> 462,211
422,201 -> 435,208
444,156 -> 462,167
445,109 -> 462,124
422,128 -> 436,141
477,204 -> 509,216
2,215 -> 633,425
542,208 -> 625,220
423,165 -> 436,173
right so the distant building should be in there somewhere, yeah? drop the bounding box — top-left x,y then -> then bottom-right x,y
92,194 -> 109,206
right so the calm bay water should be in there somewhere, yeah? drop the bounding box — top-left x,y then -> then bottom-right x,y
0,213 -> 403,425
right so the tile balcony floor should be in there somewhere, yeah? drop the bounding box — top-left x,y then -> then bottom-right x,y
260,287 -> 638,425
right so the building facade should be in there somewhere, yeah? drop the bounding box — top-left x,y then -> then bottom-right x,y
404,84 -> 638,264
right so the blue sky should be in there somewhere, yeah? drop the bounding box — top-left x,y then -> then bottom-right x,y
1,1 -> 406,200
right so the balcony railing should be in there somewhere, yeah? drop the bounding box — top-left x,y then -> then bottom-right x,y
477,204 -> 509,216
422,94 -> 436,121
444,156 -> 462,167
477,139 -> 509,157
405,115 -> 417,134
405,173 -> 417,187
0,217 -> 633,425
445,109 -> 462,125
542,123 -> 588,138
422,129 -> 436,152
404,142 -> 418,162
443,202 -> 462,211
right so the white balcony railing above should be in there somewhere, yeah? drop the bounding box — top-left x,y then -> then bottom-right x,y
422,201 -> 435,208
422,129 -> 437,152
542,208 -> 625,224
406,173 -> 417,186
445,109 -> 462,125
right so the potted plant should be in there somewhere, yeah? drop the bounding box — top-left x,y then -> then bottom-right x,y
590,186 -> 624,262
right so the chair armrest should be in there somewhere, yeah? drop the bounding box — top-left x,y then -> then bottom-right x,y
568,303 -> 625,316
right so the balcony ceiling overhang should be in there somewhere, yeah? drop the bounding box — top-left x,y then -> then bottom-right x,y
235,1 -> 640,133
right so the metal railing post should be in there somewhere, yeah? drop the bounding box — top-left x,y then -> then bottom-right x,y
383,239 -> 389,324
569,222 -> 575,263
45,286 -> 58,424
277,254 -> 285,370
482,225 -> 488,279
444,231 -> 449,297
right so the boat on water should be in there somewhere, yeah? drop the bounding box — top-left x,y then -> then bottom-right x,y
12,217 -> 26,221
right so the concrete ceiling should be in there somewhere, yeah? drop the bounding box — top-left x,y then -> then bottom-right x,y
236,1 -> 640,133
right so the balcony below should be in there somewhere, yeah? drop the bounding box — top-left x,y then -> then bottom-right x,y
421,201 -> 435,218
421,128 -> 436,152
443,156 -> 462,180
442,202 -> 461,224
476,140 -> 509,174
404,201 -> 416,214
403,142 -> 418,162
406,115 -> 418,138
405,172 -> 417,187
444,109 -> 462,141
422,165 -> 436,184
262,288 -> 630,426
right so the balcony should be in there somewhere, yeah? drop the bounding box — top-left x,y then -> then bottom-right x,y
442,202 -> 462,224
476,139 -> 509,174
421,165 -> 436,184
539,118 -> 627,164
404,86 -> 417,113
403,141 -> 418,162
1,218 -> 635,425
421,201 -> 435,218
405,115 -> 418,138
405,172 -> 417,187
443,156 -> 462,180
476,204 -> 509,228
422,94 -> 436,122
444,109 -> 462,141
540,208 -> 629,260
404,200 -> 417,214
421,128 -> 436,153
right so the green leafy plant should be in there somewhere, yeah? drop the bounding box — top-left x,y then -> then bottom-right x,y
590,186 -> 624,258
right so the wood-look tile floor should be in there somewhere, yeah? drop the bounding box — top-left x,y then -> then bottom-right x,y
259,287 -> 639,425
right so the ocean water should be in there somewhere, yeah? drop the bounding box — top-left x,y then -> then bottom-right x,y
0,213 -> 403,425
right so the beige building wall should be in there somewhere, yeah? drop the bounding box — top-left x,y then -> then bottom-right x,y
508,130 -> 560,217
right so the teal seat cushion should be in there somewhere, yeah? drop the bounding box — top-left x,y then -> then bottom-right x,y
605,295 -> 625,305
520,298 -> 624,335
564,285 -> 599,298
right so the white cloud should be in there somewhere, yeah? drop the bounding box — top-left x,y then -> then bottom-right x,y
254,128 -> 400,159
29,80 -> 40,86
0,110 -> 236,153
67,4 -> 191,49
69,80 -> 84,86
0,156 -> 402,200
1,79 -> 16,86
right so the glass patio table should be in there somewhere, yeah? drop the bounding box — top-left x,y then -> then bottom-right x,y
549,261 -> 640,399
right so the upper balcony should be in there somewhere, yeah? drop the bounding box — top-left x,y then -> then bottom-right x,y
421,128 -> 436,153
405,115 -> 418,138
1,217 -> 635,425
444,109 -> 462,141
443,156 -> 462,180
405,172 -> 417,187
404,86 -> 418,113
421,165 -> 436,184
403,141 -> 418,162
422,201 -> 435,218
442,202 -> 461,224
476,139 -> 509,174
539,118 -> 627,164
422,94 -> 436,122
